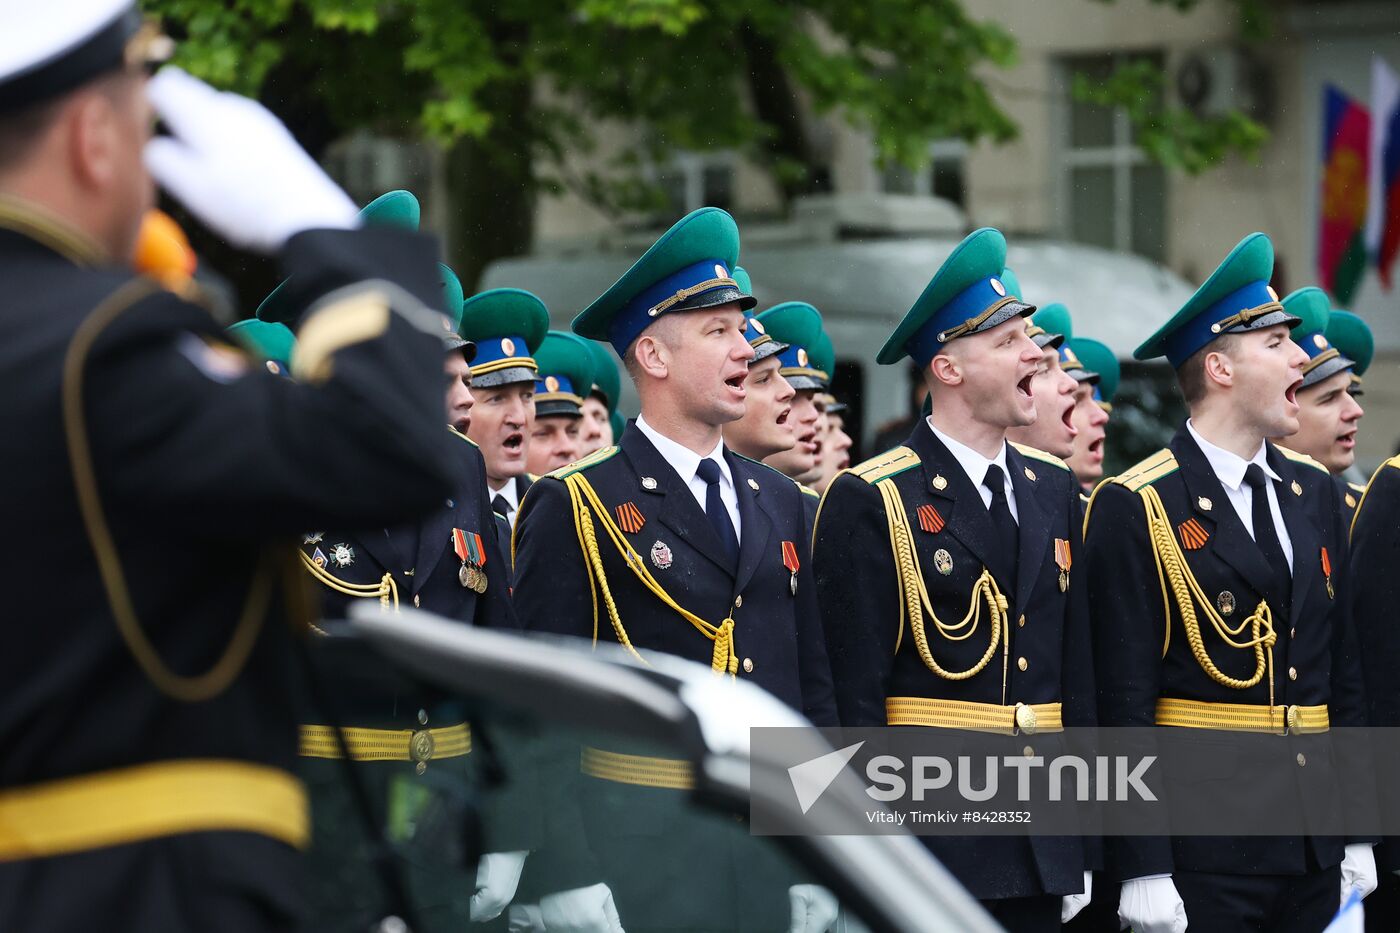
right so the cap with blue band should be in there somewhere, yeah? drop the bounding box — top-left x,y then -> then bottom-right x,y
460,288 -> 549,388
1282,287 -> 1355,390
756,302 -> 829,391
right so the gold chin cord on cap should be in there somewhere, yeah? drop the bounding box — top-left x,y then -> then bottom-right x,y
1209,301 -> 1284,335
936,296 -> 1019,344
647,276 -> 738,318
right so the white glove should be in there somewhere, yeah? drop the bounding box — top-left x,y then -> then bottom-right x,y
1341,842 -> 1378,904
143,68 -> 359,253
1061,870 -> 1092,923
788,883 -> 838,933
508,903 -> 545,933
1118,876 -> 1187,933
539,883 -> 625,933
470,850 -> 529,922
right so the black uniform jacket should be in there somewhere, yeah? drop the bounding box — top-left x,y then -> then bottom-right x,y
0,203 -> 454,929
813,419 -> 1096,899
1084,426 -> 1374,880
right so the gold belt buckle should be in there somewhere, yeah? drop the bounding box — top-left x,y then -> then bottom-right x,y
411,729 -> 436,774
1285,705 -> 1300,734
1014,703 -> 1038,735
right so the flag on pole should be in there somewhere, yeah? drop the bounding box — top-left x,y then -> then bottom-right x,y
1318,85 -> 1370,303
1364,56 -> 1400,289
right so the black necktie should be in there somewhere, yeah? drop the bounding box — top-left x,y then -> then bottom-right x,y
492,494 -> 513,520
696,458 -> 739,570
983,464 -> 1019,587
1244,464 -> 1291,604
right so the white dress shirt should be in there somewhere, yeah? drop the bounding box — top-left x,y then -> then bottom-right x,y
1186,420 -> 1293,570
927,418 -> 1019,523
487,475 -> 522,530
635,415 -> 742,541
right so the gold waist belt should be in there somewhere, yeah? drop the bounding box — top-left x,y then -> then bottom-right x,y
580,747 -> 694,790
886,697 -> 1063,735
0,760 -> 308,861
298,723 -> 471,770
1155,698 -> 1329,734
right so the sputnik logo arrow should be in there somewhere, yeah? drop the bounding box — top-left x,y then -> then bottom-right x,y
787,741 -> 864,814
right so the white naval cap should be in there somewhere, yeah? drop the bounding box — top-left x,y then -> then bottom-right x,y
0,0 -> 166,113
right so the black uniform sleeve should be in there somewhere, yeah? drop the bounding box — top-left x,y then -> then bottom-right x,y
1083,482 -> 1173,879
794,491 -> 837,727
813,472 -> 898,727
83,228 -> 454,535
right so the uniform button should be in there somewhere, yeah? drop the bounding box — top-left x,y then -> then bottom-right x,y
734,595 -> 743,608
1288,667 -> 1297,681
742,658 -> 754,673
1297,753 -> 1307,767
413,594 -> 421,607
1023,745 -> 1035,759
1290,627 -> 1297,639
1017,657 -> 1028,672
418,709 -> 429,725
446,499 -> 454,508
1018,614 -> 1026,628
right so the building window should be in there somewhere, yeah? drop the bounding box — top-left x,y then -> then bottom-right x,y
1059,53 -> 1167,261
655,152 -> 735,216
880,140 -> 967,208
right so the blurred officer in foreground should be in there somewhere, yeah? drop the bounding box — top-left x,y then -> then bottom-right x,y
0,4 -> 458,930
1065,337 -> 1117,491
1084,233 -> 1376,933
815,228 -> 1096,931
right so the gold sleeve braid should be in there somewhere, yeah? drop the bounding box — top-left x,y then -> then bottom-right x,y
1136,484 -> 1276,700
876,478 -> 1009,686
563,473 -> 739,676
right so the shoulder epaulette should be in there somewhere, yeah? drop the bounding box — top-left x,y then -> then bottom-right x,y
1386,455 -> 1400,472
1010,442 -> 1070,471
850,446 -> 921,484
447,426 -> 479,447
1274,444 -> 1328,475
798,484 -> 820,499
550,445 -> 619,479
1111,448 -> 1178,492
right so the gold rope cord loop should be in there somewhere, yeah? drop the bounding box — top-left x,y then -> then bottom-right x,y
878,479 -> 1006,681
569,480 -> 644,664
563,473 -> 738,676
1139,485 -> 1276,696
297,551 -> 398,613
62,278 -> 272,703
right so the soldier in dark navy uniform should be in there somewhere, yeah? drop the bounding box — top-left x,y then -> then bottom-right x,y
525,330 -> 596,476
1065,336 -> 1117,493
1348,454 -> 1400,933
1006,301 -> 1083,465
512,207 -> 837,933
0,9 -> 458,931
1270,288 -> 1367,527
757,301 -> 829,488
813,227 -> 1096,932
1083,233 -> 1377,933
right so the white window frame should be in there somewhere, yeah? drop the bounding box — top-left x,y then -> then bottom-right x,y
878,139 -> 968,200
653,151 -> 737,214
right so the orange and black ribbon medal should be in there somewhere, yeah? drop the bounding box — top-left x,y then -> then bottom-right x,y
615,501 -> 645,534
782,540 -> 800,596
1054,538 -> 1071,592
1321,546 -> 1333,600
1178,518 -> 1209,550
916,504 -> 945,534
453,528 -> 488,594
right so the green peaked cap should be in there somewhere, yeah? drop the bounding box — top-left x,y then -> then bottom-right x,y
256,190 -> 423,324
999,267 -> 1024,301
228,319 -> 295,375
731,265 -> 753,296
572,207 -> 755,353
1068,337 -> 1119,404
460,288 -> 549,387
877,227 -> 1034,365
757,301 -> 828,390
584,339 -> 622,410
810,330 -> 836,383
1028,301 -> 1070,350
1135,232 -> 1297,365
533,331 -> 596,418
1326,310 -> 1373,376
1283,286 -> 1353,388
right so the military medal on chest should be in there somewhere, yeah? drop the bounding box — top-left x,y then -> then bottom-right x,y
452,528 -> 489,594
649,540 -> 673,570
1054,538 -> 1071,592
330,543 -> 355,568
781,540 -> 800,596
1321,546 -> 1334,600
